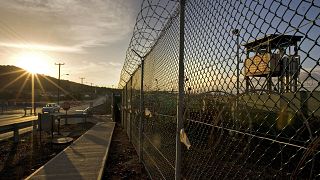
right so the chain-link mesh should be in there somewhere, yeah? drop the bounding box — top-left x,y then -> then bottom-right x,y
131,68 -> 141,154
120,0 -> 320,179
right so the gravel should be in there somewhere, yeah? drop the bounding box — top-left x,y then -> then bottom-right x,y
103,124 -> 149,180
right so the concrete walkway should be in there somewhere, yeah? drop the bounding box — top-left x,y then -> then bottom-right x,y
26,119 -> 115,180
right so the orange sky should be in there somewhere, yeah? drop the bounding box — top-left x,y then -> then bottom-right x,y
0,0 -> 141,87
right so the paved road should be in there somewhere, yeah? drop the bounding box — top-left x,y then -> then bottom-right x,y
0,96 -> 106,127
0,107 -> 42,117
0,96 -> 107,141
0,115 -> 37,127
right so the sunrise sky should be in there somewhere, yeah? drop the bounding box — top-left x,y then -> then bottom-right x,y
0,0 -> 142,87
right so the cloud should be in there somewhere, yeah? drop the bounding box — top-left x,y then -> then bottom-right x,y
0,0 -> 141,86
0,42 -> 81,52
0,0 -> 136,53
65,61 -> 122,85
98,62 -> 122,67
300,66 -> 320,89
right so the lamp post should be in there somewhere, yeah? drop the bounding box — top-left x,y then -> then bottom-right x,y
61,73 -> 70,98
232,29 -> 240,135
232,29 -> 240,95
55,63 -> 65,105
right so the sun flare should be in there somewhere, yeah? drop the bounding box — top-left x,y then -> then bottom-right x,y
14,52 -> 53,74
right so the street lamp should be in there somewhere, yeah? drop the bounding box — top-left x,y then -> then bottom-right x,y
232,29 -> 240,95
55,63 -> 65,105
61,73 -> 70,97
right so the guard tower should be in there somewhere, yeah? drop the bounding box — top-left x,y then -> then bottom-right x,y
243,34 -> 302,93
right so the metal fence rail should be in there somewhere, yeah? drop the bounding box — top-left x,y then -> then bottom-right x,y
119,0 -> 320,179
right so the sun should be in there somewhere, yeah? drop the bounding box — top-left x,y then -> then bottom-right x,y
14,52 -> 53,74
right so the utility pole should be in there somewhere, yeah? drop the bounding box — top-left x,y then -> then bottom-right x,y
80,77 -> 85,84
79,78 -> 85,100
55,63 -> 65,105
90,82 -> 96,97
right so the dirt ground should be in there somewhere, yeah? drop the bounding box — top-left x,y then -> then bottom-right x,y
103,124 -> 150,180
0,121 -> 94,179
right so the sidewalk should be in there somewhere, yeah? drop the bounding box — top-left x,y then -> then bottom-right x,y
26,117 -> 115,180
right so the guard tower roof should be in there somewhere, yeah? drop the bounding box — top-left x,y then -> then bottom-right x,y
243,34 -> 303,51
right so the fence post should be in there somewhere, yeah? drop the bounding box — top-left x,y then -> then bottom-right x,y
13,124 -> 19,143
39,113 -> 42,143
129,76 -> 133,142
176,0 -> 186,179
121,89 -> 124,127
139,58 -> 145,163
131,49 -> 146,163
125,84 -> 128,130
122,88 -> 125,128
111,92 -> 115,121
33,118 -> 37,133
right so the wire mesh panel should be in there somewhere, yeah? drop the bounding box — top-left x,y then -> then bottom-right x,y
126,78 -> 132,137
183,0 -> 320,179
122,85 -> 128,129
120,0 -> 320,179
142,26 -> 180,178
131,68 -> 141,152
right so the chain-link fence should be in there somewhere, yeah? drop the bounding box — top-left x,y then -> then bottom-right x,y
119,0 -> 320,179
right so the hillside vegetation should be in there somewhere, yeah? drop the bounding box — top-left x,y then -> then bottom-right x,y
0,65 -> 113,103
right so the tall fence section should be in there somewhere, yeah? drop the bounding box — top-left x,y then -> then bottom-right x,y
119,0 -> 320,179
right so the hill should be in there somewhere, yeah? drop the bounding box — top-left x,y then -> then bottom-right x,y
0,65 -> 113,102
